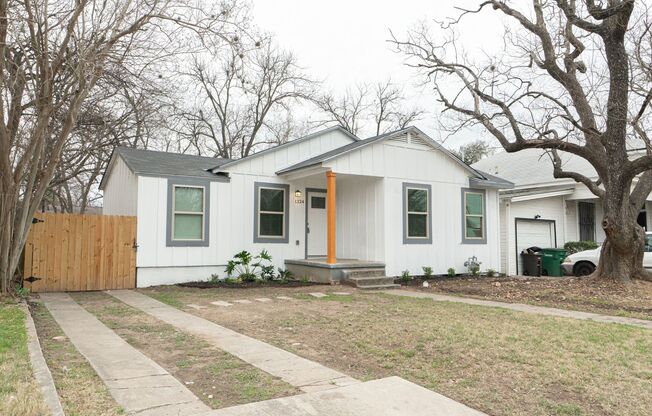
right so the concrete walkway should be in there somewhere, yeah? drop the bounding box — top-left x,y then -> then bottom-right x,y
198,376 -> 486,416
386,290 -> 652,330
107,290 -> 359,393
40,293 -> 210,416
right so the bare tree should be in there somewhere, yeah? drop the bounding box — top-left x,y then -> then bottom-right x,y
314,84 -> 371,136
393,0 -> 652,282
0,0 -> 247,294
372,79 -> 425,135
314,80 -> 424,137
176,41 -> 315,158
452,139 -> 494,165
42,70 -> 174,213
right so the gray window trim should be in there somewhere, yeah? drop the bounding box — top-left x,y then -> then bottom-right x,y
166,178 -> 210,247
402,182 -> 433,244
461,188 -> 487,244
254,182 -> 290,244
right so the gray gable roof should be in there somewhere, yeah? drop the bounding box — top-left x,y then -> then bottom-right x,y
99,147 -> 230,189
472,149 -> 596,188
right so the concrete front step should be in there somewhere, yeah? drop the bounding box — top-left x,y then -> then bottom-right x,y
343,268 -> 386,278
343,273 -> 399,290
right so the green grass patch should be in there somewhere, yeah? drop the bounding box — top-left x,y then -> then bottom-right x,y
0,301 -> 47,416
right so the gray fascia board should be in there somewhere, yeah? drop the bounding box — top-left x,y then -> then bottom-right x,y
469,177 -> 514,189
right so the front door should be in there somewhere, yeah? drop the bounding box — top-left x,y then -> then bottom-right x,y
306,191 -> 327,257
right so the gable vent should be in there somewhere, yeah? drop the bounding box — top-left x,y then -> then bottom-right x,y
388,134 -> 409,144
411,137 -> 431,148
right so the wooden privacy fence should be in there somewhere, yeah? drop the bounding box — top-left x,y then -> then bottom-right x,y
23,213 -> 137,292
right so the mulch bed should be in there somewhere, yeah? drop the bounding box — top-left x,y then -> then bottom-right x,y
177,280 -> 324,289
405,275 -> 652,319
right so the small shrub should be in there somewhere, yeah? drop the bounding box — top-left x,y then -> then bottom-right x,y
299,275 -> 310,283
464,256 -> 482,276
447,267 -> 456,277
15,285 -> 30,298
486,268 -> 497,278
564,240 -> 599,254
400,270 -> 412,283
276,268 -> 294,281
422,266 -> 433,278
225,249 -> 274,281
209,274 -> 220,283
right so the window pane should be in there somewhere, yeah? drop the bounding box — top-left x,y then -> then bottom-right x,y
260,188 -> 284,212
175,187 -> 203,212
407,189 -> 428,212
311,196 -> 326,209
260,213 -> 284,237
465,193 -> 483,215
408,214 -> 427,237
174,214 -> 203,240
466,216 -> 484,238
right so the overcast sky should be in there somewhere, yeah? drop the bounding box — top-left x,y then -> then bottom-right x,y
251,0 -> 506,148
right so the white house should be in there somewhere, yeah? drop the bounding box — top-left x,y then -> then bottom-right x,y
100,126 -> 512,288
473,149 -> 652,275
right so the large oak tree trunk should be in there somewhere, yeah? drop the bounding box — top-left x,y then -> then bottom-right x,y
595,190 -> 651,282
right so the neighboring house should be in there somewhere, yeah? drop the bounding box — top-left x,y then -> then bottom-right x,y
473,149 -> 652,275
100,126 -> 512,287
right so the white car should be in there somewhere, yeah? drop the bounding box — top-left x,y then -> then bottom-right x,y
561,232 -> 652,276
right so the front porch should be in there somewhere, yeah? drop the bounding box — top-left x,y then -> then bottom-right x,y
283,167 -> 390,286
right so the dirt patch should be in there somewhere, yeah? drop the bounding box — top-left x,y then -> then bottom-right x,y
30,300 -> 123,416
404,276 -> 652,320
140,286 -> 652,416
72,292 -> 299,409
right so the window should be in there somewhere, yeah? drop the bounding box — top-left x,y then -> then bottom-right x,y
254,182 -> 289,243
166,179 -> 210,247
173,186 -> 205,240
403,183 -> 432,244
462,189 -> 486,244
311,196 -> 326,209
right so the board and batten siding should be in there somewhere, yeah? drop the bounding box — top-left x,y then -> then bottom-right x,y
325,138 -> 501,277
225,129 -> 355,176
336,176 -> 385,262
103,157 -> 138,216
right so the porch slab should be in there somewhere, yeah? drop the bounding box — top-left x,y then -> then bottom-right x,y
285,258 -> 385,284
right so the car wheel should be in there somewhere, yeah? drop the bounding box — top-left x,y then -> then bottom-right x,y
574,262 -> 595,277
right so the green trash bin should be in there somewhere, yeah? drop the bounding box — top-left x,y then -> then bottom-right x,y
540,248 -> 567,277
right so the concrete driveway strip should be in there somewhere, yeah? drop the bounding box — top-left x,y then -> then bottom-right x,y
40,293 -> 210,416
385,290 -> 652,330
198,376 -> 487,416
107,290 -> 359,393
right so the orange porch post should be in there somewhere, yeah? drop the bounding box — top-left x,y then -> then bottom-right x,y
326,171 -> 337,264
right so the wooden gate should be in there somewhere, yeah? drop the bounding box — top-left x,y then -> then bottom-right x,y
23,213 -> 137,292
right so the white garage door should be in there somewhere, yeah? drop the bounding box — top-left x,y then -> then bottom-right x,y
515,220 -> 556,274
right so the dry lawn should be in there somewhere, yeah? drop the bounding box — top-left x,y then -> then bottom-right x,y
412,277 -> 652,320
72,292 -> 298,409
143,285 -> 652,416
0,300 -> 47,416
30,300 -> 123,416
